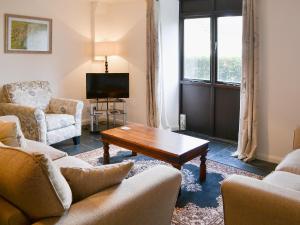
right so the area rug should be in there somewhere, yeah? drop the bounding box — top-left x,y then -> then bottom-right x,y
75,146 -> 262,225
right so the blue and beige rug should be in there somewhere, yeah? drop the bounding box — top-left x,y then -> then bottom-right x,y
76,145 -> 261,225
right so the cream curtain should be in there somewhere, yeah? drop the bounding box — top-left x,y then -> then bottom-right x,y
233,0 -> 259,162
146,0 -> 159,127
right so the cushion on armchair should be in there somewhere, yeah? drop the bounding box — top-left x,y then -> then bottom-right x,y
0,147 -> 72,220
23,139 -> 67,160
0,115 -> 27,148
46,114 -> 75,131
264,171 -> 300,192
275,149 -> 300,175
0,121 -> 25,148
2,81 -> 52,111
60,161 -> 134,202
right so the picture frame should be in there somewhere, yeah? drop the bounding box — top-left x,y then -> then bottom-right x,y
4,14 -> 52,54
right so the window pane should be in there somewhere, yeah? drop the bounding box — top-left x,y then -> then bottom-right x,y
217,16 -> 242,84
184,18 -> 211,80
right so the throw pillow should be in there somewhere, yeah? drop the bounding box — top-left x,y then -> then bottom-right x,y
0,116 -> 27,148
0,121 -> 22,147
61,161 -> 134,202
0,147 -> 72,220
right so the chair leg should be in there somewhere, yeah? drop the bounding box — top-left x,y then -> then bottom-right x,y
73,136 -> 80,145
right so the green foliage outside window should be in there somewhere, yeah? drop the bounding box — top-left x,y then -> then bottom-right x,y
184,57 -> 242,83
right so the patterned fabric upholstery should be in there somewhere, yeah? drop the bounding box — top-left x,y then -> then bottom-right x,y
2,81 -> 52,111
46,114 -> 75,132
0,81 -> 83,145
0,103 -> 47,143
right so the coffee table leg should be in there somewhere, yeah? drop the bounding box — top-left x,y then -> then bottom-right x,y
200,151 -> 207,182
103,142 -> 110,164
172,164 -> 182,170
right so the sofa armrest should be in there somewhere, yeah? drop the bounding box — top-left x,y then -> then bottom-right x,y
294,127 -> 300,150
0,103 -> 47,143
0,196 -> 30,225
32,165 -> 182,225
221,175 -> 300,225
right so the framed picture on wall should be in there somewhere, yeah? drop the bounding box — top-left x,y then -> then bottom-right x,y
4,14 -> 52,54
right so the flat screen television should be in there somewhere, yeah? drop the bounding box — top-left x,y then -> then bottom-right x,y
86,73 -> 129,99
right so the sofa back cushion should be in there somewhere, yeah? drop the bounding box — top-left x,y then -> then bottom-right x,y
2,81 -> 52,111
0,147 -> 72,220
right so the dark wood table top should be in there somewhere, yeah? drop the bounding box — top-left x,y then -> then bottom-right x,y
101,123 -> 209,158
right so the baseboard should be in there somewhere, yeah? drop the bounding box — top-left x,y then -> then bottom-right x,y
256,153 -> 282,164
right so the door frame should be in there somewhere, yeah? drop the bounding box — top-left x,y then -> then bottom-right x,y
179,0 -> 242,140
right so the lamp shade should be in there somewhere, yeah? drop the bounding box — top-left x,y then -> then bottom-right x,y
94,41 -> 118,57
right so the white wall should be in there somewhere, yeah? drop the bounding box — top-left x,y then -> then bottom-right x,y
257,0 -> 300,162
94,1 -> 147,124
94,0 -> 180,129
0,0 -> 96,121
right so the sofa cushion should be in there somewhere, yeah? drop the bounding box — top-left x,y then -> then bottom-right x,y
47,126 -> 78,145
0,196 -> 30,225
2,81 -> 52,111
0,121 -> 24,148
0,116 -> 27,148
46,114 -> 75,131
263,171 -> 300,192
54,156 -> 93,169
60,161 -> 134,202
276,149 -> 300,175
0,147 -> 72,220
23,139 -> 67,160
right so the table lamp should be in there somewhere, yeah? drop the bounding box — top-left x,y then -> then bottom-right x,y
94,41 -> 118,73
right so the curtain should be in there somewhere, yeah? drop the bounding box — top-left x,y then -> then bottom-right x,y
157,1 -> 172,130
233,0 -> 259,162
146,0 -> 159,127
157,17 -> 171,130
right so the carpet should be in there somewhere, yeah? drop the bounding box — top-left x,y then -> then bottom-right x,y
75,145 -> 262,225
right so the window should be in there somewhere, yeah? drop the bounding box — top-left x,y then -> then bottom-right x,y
180,0 -> 243,141
183,16 -> 242,84
217,16 -> 243,84
184,18 -> 211,81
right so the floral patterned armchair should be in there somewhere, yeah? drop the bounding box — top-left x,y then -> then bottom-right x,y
0,81 -> 83,145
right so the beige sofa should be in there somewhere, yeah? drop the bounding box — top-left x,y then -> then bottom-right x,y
0,117 -> 181,225
0,81 -> 83,145
221,128 -> 300,225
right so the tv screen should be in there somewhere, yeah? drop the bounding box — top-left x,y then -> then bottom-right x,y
86,73 -> 129,99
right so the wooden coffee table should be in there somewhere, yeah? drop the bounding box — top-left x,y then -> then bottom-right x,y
100,123 -> 209,182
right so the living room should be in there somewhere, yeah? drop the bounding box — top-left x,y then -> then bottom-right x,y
0,0 -> 300,225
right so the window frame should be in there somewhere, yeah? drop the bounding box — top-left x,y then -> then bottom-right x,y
180,1 -> 242,87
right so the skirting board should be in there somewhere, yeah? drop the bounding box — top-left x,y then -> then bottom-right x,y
82,119 -> 179,131
256,153 -> 282,164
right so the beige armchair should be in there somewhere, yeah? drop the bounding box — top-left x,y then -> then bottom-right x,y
0,81 -> 83,145
221,128 -> 300,225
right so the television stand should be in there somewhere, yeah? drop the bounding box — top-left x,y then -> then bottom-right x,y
90,98 -> 127,132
